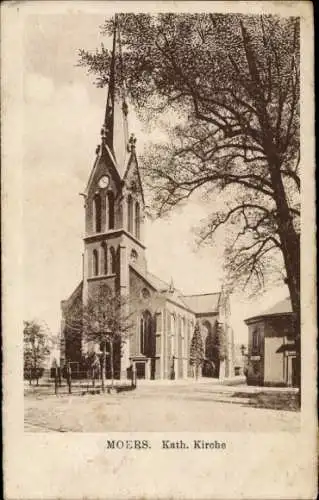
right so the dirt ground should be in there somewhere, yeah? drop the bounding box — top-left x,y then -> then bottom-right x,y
24,381 -> 300,432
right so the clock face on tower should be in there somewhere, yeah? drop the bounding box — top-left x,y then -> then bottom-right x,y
98,175 -> 110,189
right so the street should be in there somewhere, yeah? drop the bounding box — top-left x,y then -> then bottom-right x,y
24,381 -> 300,432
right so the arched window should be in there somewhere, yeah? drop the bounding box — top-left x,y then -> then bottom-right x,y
181,317 -> 185,339
202,320 -> 212,341
135,201 -> 140,239
170,313 -> 176,356
140,310 -> 153,357
252,328 -> 260,352
202,320 -> 213,358
107,192 -> 115,230
101,242 -> 108,275
93,194 -> 102,233
127,194 -> 133,233
92,249 -> 99,276
109,246 -> 116,274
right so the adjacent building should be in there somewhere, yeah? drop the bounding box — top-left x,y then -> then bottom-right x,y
245,297 -> 298,387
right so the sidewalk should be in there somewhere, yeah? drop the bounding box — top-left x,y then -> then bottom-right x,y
24,376 -> 299,395
130,377 -> 299,395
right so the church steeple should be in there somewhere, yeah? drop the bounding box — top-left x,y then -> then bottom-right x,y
100,15 -> 129,177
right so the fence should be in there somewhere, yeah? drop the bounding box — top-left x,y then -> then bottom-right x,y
50,367 -> 137,395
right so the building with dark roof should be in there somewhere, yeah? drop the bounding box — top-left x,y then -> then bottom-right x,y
60,22 -> 234,381
244,297 -> 298,387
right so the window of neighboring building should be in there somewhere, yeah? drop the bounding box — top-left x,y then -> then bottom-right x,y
92,249 -> 99,276
135,201 -> 140,239
252,328 -> 260,352
107,192 -> 115,230
128,194 -> 133,233
93,194 -> 102,233
101,242 -> 108,275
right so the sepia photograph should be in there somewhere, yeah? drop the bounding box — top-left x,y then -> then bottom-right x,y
22,8 -> 302,433
2,1 -> 316,499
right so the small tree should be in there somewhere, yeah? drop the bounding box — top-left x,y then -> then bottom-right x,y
64,287 -> 133,392
23,320 -> 51,385
84,288 -> 133,391
189,323 -> 204,380
204,328 -> 216,376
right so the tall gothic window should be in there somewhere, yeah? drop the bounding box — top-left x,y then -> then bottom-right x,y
92,249 -> 99,276
170,313 -> 176,356
109,246 -> 116,274
93,194 -> 102,233
127,194 -> 133,233
101,242 -> 108,275
107,192 -> 115,230
140,310 -> 153,356
135,201 -> 140,239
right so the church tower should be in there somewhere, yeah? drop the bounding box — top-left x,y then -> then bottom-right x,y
61,16 -> 234,383
82,17 -> 146,377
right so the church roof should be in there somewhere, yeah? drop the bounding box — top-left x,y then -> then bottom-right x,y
131,265 -> 221,314
146,271 -> 192,310
182,293 -> 221,314
61,281 -> 83,311
245,297 -> 292,323
130,265 -> 194,312
261,297 -> 292,315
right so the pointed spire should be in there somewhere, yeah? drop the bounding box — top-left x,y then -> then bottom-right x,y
102,16 -> 117,149
100,15 -> 130,176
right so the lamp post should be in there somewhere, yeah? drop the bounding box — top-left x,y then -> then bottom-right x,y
33,336 -> 40,386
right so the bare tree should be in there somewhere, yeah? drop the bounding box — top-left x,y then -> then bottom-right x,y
63,287 -> 133,392
79,13 -> 300,395
23,320 -> 51,385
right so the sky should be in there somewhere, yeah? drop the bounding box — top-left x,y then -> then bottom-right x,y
21,11 -> 289,343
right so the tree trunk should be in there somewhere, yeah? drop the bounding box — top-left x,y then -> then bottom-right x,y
101,345 -> 106,393
110,341 -> 114,389
34,363 -> 38,386
92,367 -> 95,388
267,151 -> 301,405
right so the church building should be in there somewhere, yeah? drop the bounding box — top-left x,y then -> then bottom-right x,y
60,22 -> 234,381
